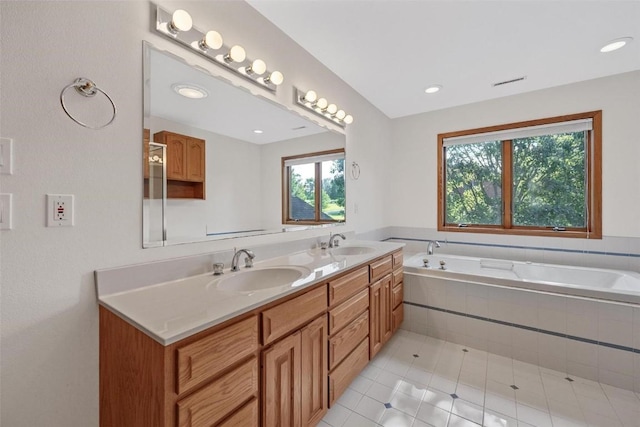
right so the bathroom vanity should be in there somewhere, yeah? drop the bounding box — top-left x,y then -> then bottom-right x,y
98,242 -> 404,427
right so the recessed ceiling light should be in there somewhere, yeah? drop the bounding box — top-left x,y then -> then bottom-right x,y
425,85 -> 442,94
600,37 -> 633,53
171,83 -> 208,99
253,129 -> 263,134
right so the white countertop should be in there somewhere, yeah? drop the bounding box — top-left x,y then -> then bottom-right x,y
98,240 -> 404,345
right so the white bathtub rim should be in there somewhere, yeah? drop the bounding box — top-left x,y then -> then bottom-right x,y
404,252 -> 640,306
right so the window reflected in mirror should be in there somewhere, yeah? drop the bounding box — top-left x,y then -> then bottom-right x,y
283,149 -> 345,225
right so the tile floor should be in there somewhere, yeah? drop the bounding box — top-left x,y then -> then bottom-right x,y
319,330 -> 640,427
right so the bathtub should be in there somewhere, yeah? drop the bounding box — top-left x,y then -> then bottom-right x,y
404,253 -> 640,304
401,253 -> 640,391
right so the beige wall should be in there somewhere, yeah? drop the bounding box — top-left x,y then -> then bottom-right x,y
0,2 -> 391,425
390,71 -> 640,237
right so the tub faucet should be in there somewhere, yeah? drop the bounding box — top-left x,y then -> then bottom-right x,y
231,249 -> 255,272
427,240 -> 441,255
329,233 -> 346,248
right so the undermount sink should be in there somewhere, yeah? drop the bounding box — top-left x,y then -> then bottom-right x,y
215,266 -> 312,293
329,246 -> 376,256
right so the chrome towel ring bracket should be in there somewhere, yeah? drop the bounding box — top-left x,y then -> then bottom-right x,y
60,77 -> 117,130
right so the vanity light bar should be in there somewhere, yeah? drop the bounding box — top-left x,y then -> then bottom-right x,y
294,88 -> 354,128
155,6 -> 284,92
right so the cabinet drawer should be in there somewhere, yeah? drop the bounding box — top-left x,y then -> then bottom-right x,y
392,282 -> 403,309
329,310 -> 369,370
262,285 -> 327,345
392,304 -> 404,332
370,256 -> 392,282
177,357 -> 258,427
176,315 -> 259,395
393,269 -> 403,287
329,338 -> 369,406
218,398 -> 258,427
329,288 -> 369,335
328,266 -> 369,307
392,251 -> 404,269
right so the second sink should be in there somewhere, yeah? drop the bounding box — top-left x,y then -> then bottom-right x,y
215,266 -> 312,293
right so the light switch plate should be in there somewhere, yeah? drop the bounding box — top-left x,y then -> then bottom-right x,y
0,138 -> 14,175
0,193 -> 13,230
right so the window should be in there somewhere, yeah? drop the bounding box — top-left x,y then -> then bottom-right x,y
282,149 -> 345,225
438,111 -> 601,238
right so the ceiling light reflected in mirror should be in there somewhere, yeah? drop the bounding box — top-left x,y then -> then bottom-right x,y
172,83 -> 209,99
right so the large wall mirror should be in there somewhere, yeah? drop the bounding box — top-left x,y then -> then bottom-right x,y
143,42 -> 346,247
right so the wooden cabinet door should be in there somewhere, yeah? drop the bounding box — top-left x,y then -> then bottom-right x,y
263,332 -> 301,427
370,274 -> 392,359
369,280 -> 382,359
300,316 -> 328,426
381,275 -> 393,345
165,133 -> 187,180
186,138 -> 205,182
392,304 -> 404,333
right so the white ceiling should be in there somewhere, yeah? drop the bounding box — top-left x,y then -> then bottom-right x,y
248,0 -> 640,119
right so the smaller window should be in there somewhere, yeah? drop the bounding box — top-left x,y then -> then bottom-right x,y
282,149 -> 345,225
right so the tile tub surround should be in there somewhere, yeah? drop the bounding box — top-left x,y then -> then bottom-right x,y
320,330 -> 640,427
402,272 -> 640,393
95,239 -> 403,344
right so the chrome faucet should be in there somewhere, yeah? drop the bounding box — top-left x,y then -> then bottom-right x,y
230,249 -> 255,272
329,232 -> 346,248
427,240 -> 441,255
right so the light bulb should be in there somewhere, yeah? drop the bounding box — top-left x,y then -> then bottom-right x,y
316,98 -> 328,110
247,59 -> 266,75
303,90 -> 317,103
344,115 -> 354,124
200,30 -> 223,50
169,9 -> 192,33
327,104 -> 338,115
225,45 -> 246,63
266,71 -> 284,86
335,110 -> 346,120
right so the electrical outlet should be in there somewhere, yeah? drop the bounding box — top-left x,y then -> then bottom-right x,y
47,194 -> 74,227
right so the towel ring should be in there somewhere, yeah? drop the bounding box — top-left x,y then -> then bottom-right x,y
350,161 -> 361,180
60,78 -> 117,130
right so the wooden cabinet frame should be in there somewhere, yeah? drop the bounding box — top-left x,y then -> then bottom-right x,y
100,248 -> 404,426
